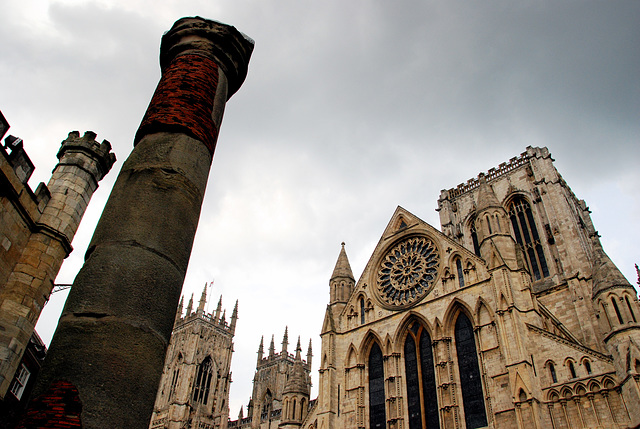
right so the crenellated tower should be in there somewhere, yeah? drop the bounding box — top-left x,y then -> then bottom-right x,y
149,283 -> 237,429
0,130 -> 115,399
249,329 -> 312,429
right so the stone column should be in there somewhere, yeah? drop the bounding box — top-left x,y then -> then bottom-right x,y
24,17 -> 253,428
0,131 -> 115,398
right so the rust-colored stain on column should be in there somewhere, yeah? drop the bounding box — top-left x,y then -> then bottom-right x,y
135,54 -> 220,153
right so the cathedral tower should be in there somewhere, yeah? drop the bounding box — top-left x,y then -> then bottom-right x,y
149,284 -> 237,429
302,146 -> 637,429
250,329 -> 312,429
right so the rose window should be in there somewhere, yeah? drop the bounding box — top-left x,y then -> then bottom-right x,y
376,236 -> 440,308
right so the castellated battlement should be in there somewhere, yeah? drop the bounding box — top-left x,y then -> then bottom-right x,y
0,127 -> 116,403
439,146 -> 552,200
56,131 -> 116,185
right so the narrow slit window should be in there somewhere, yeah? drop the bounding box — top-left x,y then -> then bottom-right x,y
456,258 -> 465,288
612,297 -> 624,324
625,296 -> 637,322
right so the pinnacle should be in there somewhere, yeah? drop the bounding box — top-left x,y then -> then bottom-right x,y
475,175 -> 502,212
331,242 -> 354,282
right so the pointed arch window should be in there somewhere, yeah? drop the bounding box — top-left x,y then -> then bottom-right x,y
455,258 -> 465,288
507,196 -> 549,280
611,297 -> 623,324
625,296 -> 637,322
360,297 -> 366,324
469,216 -> 481,257
193,356 -> 213,405
404,322 -> 439,429
455,313 -> 487,429
368,342 -> 386,429
549,362 -> 557,383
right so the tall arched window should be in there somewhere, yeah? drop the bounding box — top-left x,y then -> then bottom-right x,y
625,296 -> 637,322
507,196 -> 549,280
360,297 -> 366,324
455,313 -> 487,429
193,356 -> 213,405
455,258 -> 465,289
549,362 -> 557,383
469,216 -> 481,257
612,297 -> 624,324
368,342 -> 386,429
404,322 -> 439,429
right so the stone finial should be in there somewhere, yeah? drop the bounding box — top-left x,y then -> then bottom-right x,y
282,326 -> 289,354
197,283 -> 207,314
257,336 -> 264,361
268,335 -> 275,358
230,300 -> 238,332
475,175 -> 501,212
186,293 -> 194,317
331,242 -> 354,282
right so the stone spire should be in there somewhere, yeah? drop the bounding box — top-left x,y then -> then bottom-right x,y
475,174 -> 502,212
221,309 -> 226,325
329,242 -> 355,305
230,299 -> 238,332
175,296 -> 184,323
186,293 -> 194,317
197,283 -> 207,315
295,336 -> 302,360
215,295 -> 222,319
331,242 -> 355,282
591,239 -> 634,298
307,339 -> 313,367
282,326 -> 289,354
269,335 -> 275,358
257,336 -> 264,362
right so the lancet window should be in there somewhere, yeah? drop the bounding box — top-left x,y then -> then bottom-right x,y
507,196 -> 549,280
193,356 -> 213,405
469,216 -> 481,257
404,322 -> 439,429
368,342 -> 386,429
455,313 -> 487,429
455,258 -> 465,288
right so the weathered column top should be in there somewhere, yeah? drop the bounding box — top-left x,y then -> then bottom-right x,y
159,17 -> 254,99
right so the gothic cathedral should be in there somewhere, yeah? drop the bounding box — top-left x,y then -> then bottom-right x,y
153,146 -> 640,429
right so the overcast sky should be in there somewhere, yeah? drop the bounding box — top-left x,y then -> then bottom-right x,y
1,0 -> 639,418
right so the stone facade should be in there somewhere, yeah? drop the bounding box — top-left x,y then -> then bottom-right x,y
160,146 -> 639,429
150,284 -> 237,429
0,127 -> 115,400
300,146 -> 639,429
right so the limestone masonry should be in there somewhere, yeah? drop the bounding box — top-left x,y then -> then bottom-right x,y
162,147 -> 640,429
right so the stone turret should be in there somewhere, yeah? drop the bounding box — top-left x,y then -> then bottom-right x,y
279,338 -> 310,428
149,289 -> 238,429
0,130 -> 115,399
474,175 -> 522,271
591,239 -> 640,425
329,242 -> 355,309
251,331 -> 312,429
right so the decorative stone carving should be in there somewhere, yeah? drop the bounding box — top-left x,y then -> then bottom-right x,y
375,235 -> 440,309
